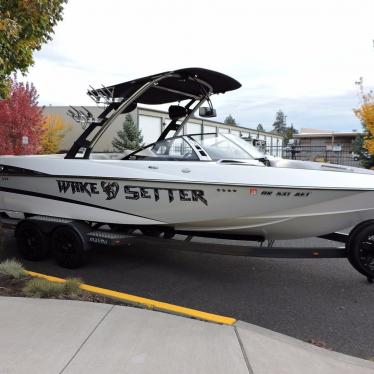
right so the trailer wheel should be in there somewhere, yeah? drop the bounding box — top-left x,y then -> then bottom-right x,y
50,226 -> 88,269
346,223 -> 374,280
15,221 -> 49,261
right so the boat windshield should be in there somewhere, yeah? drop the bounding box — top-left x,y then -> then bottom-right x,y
124,136 -> 200,161
123,133 -> 268,161
223,133 -> 267,159
190,133 -> 266,160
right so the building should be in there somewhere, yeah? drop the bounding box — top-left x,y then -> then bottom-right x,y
294,128 -> 360,149
291,128 -> 361,164
43,106 -> 284,155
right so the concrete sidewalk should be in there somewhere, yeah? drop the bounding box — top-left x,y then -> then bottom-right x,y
0,297 -> 373,374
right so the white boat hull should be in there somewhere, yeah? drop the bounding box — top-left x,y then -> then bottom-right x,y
2,157 -> 374,239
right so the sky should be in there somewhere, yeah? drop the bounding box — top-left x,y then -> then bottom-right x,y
24,0 -> 374,132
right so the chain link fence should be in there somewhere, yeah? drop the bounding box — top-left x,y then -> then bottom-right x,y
265,145 -> 364,167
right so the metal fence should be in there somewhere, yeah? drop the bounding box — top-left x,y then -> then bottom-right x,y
265,145 -> 363,167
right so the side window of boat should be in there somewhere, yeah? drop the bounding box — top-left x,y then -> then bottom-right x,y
153,142 -> 168,155
170,138 -> 198,159
152,138 -> 198,160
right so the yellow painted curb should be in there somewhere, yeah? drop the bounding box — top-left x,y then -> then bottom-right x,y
25,270 -> 236,325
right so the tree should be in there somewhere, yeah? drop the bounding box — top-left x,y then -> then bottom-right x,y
0,0 -> 67,98
40,114 -> 70,154
272,110 -> 287,135
256,123 -> 264,131
354,93 -> 374,152
112,114 -> 143,151
224,114 -> 237,126
351,133 -> 374,168
284,123 -> 298,143
0,77 -> 44,155
353,79 -> 374,168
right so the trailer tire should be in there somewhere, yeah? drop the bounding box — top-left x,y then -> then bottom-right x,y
15,221 -> 49,261
346,223 -> 374,280
50,226 -> 88,269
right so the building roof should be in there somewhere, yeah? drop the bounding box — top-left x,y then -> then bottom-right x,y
299,128 -> 332,134
295,129 -> 360,138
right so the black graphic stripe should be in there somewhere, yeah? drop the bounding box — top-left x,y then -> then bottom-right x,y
0,165 -> 48,176
2,171 -> 374,192
0,187 -> 160,222
2,164 -> 374,191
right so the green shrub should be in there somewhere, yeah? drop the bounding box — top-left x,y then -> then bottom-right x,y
63,277 -> 82,295
23,277 -> 83,298
0,259 -> 26,279
23,278 -> 65,298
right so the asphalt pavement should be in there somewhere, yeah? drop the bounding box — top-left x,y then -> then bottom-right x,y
1,230 -> 374,360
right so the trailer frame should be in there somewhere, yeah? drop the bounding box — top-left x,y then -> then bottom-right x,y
1,213 -> 373,282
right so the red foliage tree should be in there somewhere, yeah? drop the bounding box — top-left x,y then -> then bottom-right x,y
0,77 -> 44,155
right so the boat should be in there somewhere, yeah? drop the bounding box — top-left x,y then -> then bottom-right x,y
1,67 -> 374,242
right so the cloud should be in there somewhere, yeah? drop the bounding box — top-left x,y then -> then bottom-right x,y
22,0 -> 374,133
215,91 -> 362,131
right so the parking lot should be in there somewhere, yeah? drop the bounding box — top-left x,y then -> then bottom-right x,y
1,231 -> 374,360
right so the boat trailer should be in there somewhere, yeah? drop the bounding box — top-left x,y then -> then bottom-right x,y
1,214 -> 373,282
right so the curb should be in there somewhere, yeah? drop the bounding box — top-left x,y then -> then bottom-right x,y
26,270 -> 236,325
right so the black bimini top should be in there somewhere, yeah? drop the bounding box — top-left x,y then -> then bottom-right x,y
66,68 -> 241,159
88,67 -> 241,105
